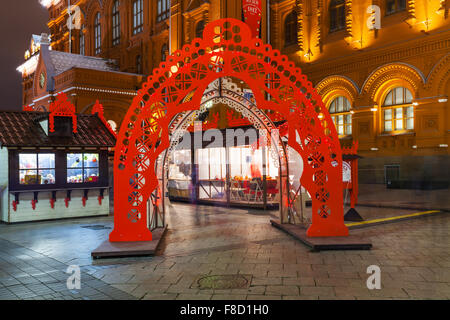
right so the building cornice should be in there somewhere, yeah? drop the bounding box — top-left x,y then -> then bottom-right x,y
301,30 -> 450,83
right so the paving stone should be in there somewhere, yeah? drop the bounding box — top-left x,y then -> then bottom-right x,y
176,293 -> 212,300
142,293 -> 178,300
211,294 -> 247,300
300,286 -> 335,297
282,277 -> 316,286
265,285 -> 299,296
247,295 -> 281,300
0,204 -> 449,301
251,277 -> 282,286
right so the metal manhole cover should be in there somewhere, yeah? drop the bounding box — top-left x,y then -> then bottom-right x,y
195,275 -> 251,290
81,225 -> 112,230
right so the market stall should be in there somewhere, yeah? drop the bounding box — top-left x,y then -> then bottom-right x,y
0,95 -> 116,223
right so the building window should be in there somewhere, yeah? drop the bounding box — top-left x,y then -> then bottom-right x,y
386,0 -> 406,15
383,87 -> 414,131
112,0 -> 120,45
79,25 -> 85,55
136,55 -> 142,74
329,96 -> 352,135
195,20 -> 205,38
67,153 -> 100,184
19,153 -> 55,185
94,12 -> 101,54
157,0 -> 170,22
161,43 -> 168,62
329,0 -> 346,32
133,0 -> 144,35
284,11 -> 297,47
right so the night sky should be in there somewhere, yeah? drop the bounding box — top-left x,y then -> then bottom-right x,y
0,1 -> 48,111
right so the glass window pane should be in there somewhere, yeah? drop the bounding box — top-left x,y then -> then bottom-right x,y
384,91 -> 393,106
337,115 -> 344,124
84,153 -> 99,168
344,98 -> 350,111
338,125 -> 344,135
169,149 -> 192,180
337,97 -> 343,112
385,120 -> 392,131
384,109 -> 392,120
209,148 -> 223,180
406,106 -> 414,118
84,168 -> 99,183
396,119 -> 403,130
67,168 -> 83,183
405,89 -> 413,103
39,169 -> 55,185
329,101 -> 336,113
387,0 -> 395,13
20,170 -> 38,185
345,114 -> 351,124
241,147 -> 252,179
395,87 -> 403,105
38,154 -> 55,169
67,153 -> 83,168
197,149 -> 210,179
346,124 -> 352,135
395,108 -> 403,119
19,154 -> 37,169
229,147 -> 242,179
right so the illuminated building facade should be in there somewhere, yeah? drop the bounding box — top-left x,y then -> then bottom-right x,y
18,0 -> 449,184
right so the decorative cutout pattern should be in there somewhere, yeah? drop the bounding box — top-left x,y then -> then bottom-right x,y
91,100 -> 117,138
109,19 -> 348,242
49,93 -> 77,133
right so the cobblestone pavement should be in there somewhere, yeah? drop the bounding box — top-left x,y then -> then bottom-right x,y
349,184 -> 450,211
0,238 -> 136,300
0,203 -> 449,300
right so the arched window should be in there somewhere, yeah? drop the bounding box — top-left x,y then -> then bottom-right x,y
284,11 -> 297,47
161,43 -> 168,62
329,0 -> 345,32
386,0 -> 406,15
112,0 -> 120,46
157,0 -> 170,22
94,12 -> 101,55
133,0 -> 144,35
382,87 -> 414,131
79,25 -> 85,55
329,96 -> 352,135
195,20 -> 205,38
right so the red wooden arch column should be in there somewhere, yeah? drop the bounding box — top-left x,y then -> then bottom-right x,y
109,18 -> 348,242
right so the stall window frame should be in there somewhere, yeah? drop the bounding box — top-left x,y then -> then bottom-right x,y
18,152 -> 56,186
66,152 -> 101,185
8,149 -> 110,192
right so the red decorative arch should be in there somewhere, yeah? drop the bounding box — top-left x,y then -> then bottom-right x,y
110,19 -> 348,242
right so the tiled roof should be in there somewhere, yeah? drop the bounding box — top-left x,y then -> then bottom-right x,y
48,51 -> 118,75
0,112 -> 116,148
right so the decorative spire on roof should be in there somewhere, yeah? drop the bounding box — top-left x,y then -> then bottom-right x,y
91,100 -> 117,138
49,92 -> 77,133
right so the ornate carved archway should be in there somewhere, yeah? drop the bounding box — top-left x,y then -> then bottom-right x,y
110,19 -> 348,242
